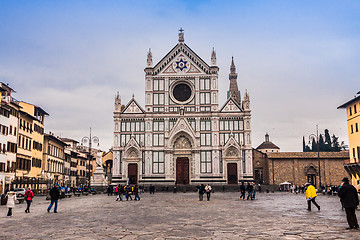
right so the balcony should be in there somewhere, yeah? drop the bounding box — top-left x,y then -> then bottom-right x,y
344,162 -> 360,178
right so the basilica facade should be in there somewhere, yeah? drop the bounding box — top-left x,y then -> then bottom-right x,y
112,31 -> 252,186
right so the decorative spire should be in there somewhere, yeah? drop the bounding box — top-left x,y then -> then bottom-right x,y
228,57 -> 241,104
178,28 -> 184,42
211,47 -> 216,66
147,48 -> 153,67
242,89 -> 250,110
115,91 -> 121,112
230,56 -> 236,74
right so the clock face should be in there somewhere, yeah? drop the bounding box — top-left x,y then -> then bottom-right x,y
173,83 -> 192,102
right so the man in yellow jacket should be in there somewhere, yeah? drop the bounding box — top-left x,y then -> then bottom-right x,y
305,183 -> 320,211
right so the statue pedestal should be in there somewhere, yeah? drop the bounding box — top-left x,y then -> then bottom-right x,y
91,166 -> 107,192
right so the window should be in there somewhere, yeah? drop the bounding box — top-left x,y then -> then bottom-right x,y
351,125 -> 354,134
169,119 -> 177,131
199,78 -> 210,90
355,104 -> 357,114
153,79 -> 165,91
356,123 -> 359,132
152,151 -> 164,174
153,120 -> 164,131
200,92 -> 211,104
200,106 -> 211,112
200,151 -> 212,173
200,133 -> 211,146
200,120 -> 211,131
187,118 -> 196,130
153,93 -> 164,105
153,133 -> 164,146
357,146 -> 360,162
153,107 -> 164,112
121,120 -> 144,132
219,150 -> 223,173
353,148 -> 356,161
349,107 -> 352,116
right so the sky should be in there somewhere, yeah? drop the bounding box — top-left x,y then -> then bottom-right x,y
1,1 -> 359,152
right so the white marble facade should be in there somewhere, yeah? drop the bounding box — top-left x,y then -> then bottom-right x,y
113,31 -> 252,186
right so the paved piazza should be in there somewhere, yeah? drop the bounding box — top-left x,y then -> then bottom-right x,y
1,191 -> 359,239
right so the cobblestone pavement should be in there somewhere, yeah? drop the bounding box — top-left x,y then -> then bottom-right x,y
0,191 -> 359,239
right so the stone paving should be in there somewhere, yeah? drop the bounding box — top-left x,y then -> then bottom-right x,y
0,191 -> 359,239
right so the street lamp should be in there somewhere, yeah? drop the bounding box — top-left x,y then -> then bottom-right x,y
308,125 -> 321,189
81,127 -> 99,188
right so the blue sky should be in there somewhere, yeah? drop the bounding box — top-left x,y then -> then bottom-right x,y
1,1 -> 359,151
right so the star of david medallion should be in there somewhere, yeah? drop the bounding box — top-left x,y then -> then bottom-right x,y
175,59 -> 187,71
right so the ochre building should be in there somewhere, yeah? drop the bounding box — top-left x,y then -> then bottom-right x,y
338,91 -> 360,190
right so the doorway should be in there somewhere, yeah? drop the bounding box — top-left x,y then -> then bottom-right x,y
227,163 -> 238,184
176,157 -> 189,185
307,174 -> 316,188
128,163 -> 138,184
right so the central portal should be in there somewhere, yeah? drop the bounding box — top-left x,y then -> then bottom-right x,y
176,157 -> 189,185
128,163 -> 138,184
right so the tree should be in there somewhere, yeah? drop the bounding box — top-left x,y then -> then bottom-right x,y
331,134 -> 341,152
311,138 -> 317,152
303,136 -> 306,152
324,129 -> 332,151
318,134 -> 325,151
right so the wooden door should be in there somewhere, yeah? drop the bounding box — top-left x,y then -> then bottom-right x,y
176,157 -> 189,185
128,164 -> 138,184
227,163 -> 238,184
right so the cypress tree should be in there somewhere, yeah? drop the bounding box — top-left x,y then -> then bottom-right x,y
303,136 -> 306,152
319,134 -> 325,151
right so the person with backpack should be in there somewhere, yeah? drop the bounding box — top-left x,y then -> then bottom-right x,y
47,185 -> 60,213
24,187 -> 34,213
198,184 -> 205,201
6,189 -> 16,217
246,183 -> 254,200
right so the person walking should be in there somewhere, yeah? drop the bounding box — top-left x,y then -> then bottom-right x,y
246,183 -> 254,200
134,185 -> 140,201
149,184 -> 155,194
47,185 -> 60,213
305,183 -> 320,211
205,184 -> 212,201
239,182 -> 246,200
24,187 -> 34,213
338,177 -> 359,229
125,185 -> 133,201
115,186 -> 120,201
6,189 -> 16,217
198,184 -> 205,201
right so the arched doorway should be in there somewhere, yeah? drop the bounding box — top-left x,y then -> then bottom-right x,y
173,135 -> 192,185
306,166 -> 317,188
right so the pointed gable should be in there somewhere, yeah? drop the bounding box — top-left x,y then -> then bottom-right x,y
154,43 -> 211,76
122,98 -> 145,114
220,97 -> 243,113
167,117 -> 197,148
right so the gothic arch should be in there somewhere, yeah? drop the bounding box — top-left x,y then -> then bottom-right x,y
225,146 -> 239,157
173,135 -> 192,149
125,147 -> 140,159
168,131 -> 195,149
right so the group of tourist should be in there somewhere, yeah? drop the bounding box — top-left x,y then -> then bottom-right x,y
112,184 -> 141,201
239,182 -> 257,200
304,177 -> 359,230
197,184 -> 212,201
3,186 -> 61,217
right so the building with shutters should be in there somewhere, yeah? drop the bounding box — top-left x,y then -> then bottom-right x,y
113,30 -> 253,186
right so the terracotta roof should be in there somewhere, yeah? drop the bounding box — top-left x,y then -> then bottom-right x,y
256,141 -> 280,150
267,151 -> 349,159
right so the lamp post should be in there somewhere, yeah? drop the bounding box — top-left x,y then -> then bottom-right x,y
308,125 -> 321,189
81,127 -> 99,188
